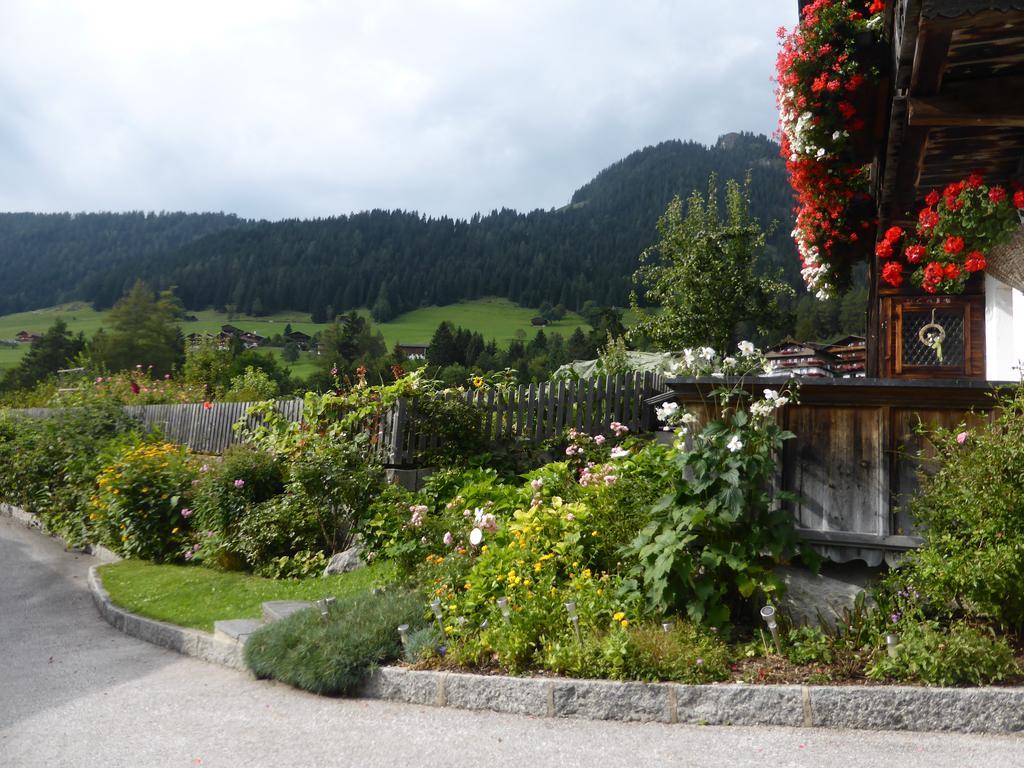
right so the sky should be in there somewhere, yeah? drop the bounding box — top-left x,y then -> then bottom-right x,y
0,1 -> 797,221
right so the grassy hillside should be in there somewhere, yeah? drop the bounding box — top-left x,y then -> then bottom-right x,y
0,298 -> 590,375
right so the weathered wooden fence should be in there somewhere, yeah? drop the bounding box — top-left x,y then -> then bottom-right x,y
3,372 -> 667,463
658,376 -> 1002,567
380,372 -> 667,466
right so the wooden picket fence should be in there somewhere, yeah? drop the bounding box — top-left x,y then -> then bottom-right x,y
3,372 -> 667,464
378,372 -> 667,466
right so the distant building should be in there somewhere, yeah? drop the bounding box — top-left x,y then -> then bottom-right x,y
14,331 -> 42,344
530,317 -> 549,326
764,339 -> 837,378
824,335 -> 866,378
396,343 -> 429,360
284,330 -> 313,351
219,324 -> 265,349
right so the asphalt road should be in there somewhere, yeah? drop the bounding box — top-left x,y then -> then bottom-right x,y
2,515 -> 1023,768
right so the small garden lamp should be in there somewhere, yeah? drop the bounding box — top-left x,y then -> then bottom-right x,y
661,620 -> 674,633
886,632 -> 899,658
496,596 -> 511,622
430,598 -> 447,641
760,605 -> 781,653
397,624 -> 409,647
564,600 -> 581,642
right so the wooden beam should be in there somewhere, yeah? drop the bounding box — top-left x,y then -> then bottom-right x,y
908,76 -> 1024,127
794,527 -> 924,551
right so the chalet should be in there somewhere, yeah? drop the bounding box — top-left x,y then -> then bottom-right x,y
396,343 -> 429,360
530,317 -> 549,327
219,324 -> 265,349
14,331 -> 42,344
764,340 -> 838,378
824,335 -> 867,378
284,330 -> 313,351
862,0 -> 1024,380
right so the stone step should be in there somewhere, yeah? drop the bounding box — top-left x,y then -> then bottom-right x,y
262,600 -> 314,623
214,618 -> 264,644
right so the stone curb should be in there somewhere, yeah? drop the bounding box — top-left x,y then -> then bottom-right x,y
88,566 -> 246,670
63,519 -> 1024,735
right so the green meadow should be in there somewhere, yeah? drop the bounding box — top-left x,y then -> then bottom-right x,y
0,298 -> 591,374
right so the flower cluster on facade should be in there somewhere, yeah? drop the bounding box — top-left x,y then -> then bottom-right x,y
776,0 -> 886,299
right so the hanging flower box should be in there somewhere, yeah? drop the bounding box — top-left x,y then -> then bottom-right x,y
877,174 -> 1024,295
776,0 -> 888,299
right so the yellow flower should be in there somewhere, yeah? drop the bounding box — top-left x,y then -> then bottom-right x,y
533,562 -> 542,572
620,619 -> 629,628
612,611 -> 625,621
472,376 -> 484,389
582,568 -> 592,579
171,527 -> 179,534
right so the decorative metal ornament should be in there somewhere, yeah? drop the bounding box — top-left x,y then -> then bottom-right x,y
918,308 -> 947,363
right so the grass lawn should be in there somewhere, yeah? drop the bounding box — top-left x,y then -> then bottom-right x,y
97,559 -> 397,632
0,297 -> 593,374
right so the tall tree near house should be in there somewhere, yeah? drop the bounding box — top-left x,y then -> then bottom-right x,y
88,281 -> 185,376
631,174 -> 793,353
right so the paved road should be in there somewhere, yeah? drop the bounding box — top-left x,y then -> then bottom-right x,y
2,516 -> 1022,768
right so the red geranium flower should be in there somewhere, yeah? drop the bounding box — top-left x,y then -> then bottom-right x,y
965,251 -> 987,273
884,225 -> 904,243
990,186 -> 1007,204
967,172 -> 984,189
875,239 -> 894,259
944,236 -> 965,255
1014,189 -> 1024,209
868,0 -> 885,13
881,260 -> 904,287
944,263 -> 961,280
904,244 -> 926,264
925,190 -> 940,207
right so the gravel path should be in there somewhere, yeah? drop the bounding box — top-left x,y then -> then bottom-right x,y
2,515 -> 1022,768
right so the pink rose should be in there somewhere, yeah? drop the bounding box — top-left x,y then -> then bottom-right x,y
956,431 -> 969,445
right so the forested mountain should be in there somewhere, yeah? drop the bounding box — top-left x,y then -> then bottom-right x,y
0,211 -> 248,314
0,133 -> 797,318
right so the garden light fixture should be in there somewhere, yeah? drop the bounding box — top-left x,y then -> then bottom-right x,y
397,624 -> 409,647
760,605 -> 781,653
564,600 -> 581,642
661,621 -> 674,633
886,633 -> 899,658
430,598 -> 447,641
496,596 -> 511,622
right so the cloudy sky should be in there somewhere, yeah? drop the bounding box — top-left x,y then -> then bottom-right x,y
0,1 -> 796,221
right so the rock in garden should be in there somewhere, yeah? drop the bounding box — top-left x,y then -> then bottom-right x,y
324,544 -> 364,575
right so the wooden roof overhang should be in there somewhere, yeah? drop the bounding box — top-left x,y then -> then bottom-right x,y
875,0 -> 1024,227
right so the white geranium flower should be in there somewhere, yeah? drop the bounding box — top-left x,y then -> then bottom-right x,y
469,528 -> 483,547
655,402 -> 679,422
726,435 -> 743,452
738,341 -> 755,356
763,389 -> 779,401
699,346 -> 716,361
683,348 -> 696,366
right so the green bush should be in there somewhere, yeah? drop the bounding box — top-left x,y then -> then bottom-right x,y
867,620 -> 1017,686
189,445 -> 285,568
0,403 -> 136,546
233,492 -> 323,572
893,388 -> 1024,631
91,438 -> 195,561
244,589 -> 426,695
543,620 -> 731,683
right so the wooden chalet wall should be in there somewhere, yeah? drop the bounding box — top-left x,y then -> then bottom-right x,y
663,376 -> 1000,565
871,0 -> 1024,377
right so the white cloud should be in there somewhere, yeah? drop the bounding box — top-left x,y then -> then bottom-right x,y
0,0 -> 797,219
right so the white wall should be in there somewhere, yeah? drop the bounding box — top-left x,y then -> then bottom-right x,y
986,273 -> 1024,381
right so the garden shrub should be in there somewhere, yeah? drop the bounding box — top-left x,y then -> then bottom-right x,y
231,492 -> 323,573
867,620 -> 1017,687
623,377 -> 812,629
189,445 -> 285,568
90,438 -> 195,561
244,589 -> 426,695
544,620 -> 731,684
0,403 -> 136,546
889,388 -> 1024,632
